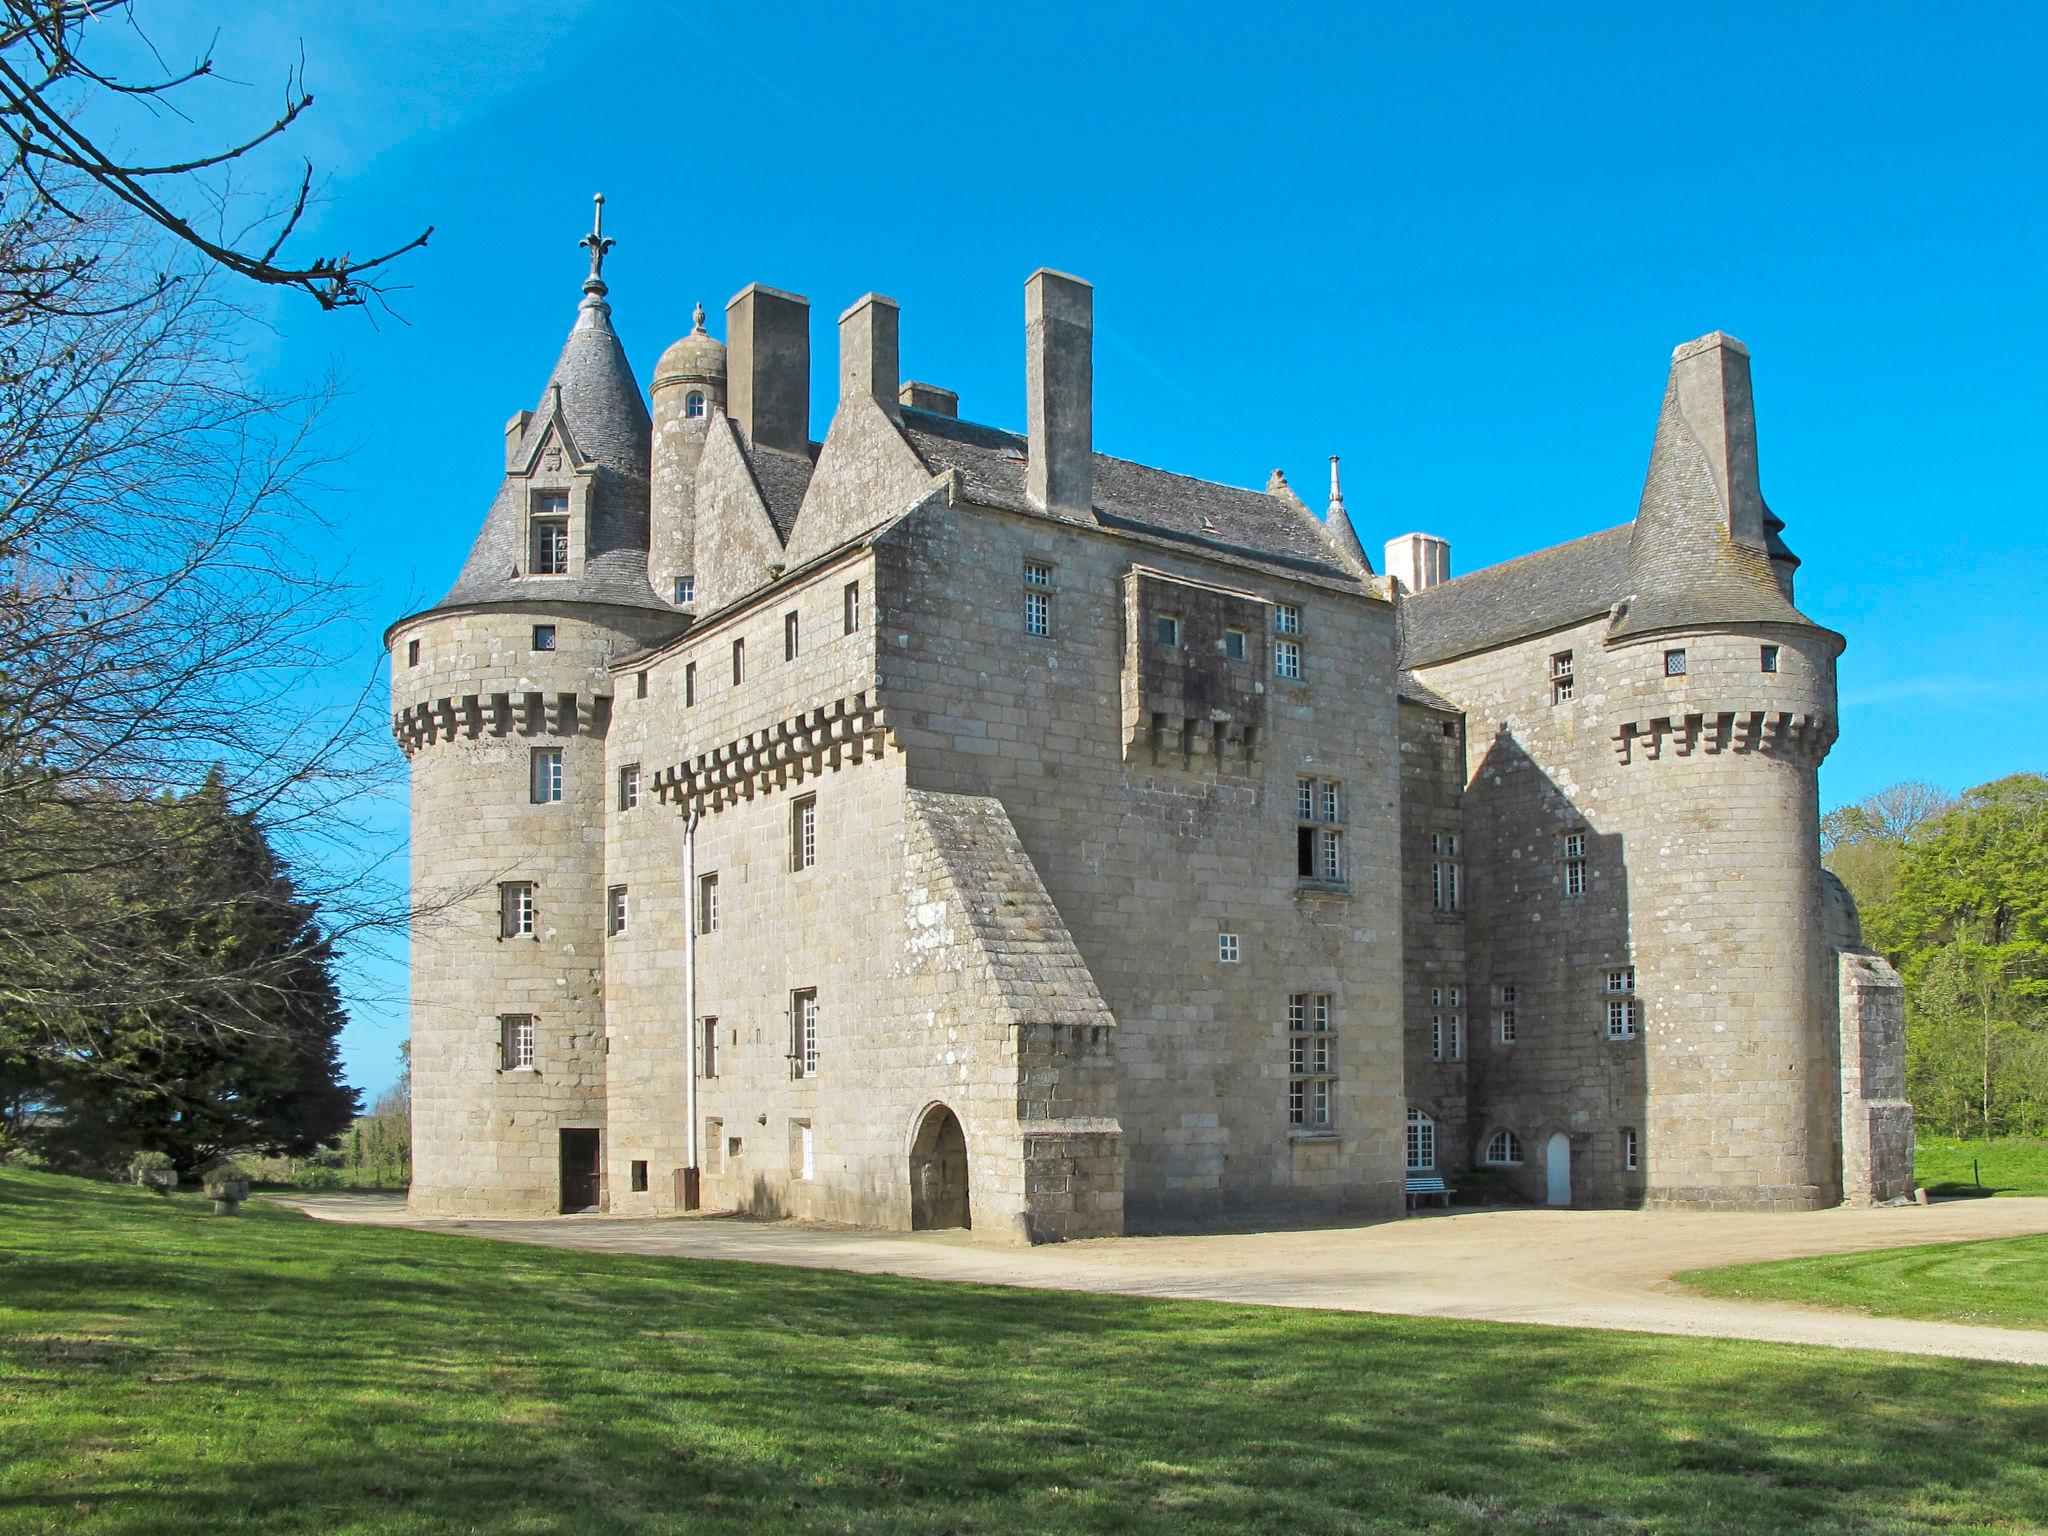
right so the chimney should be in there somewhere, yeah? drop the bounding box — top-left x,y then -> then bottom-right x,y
725,284 -> 811,454
1665,332 -> 1765,552
1384,533 -> 1451,594
838,294 -> 900,420
899,381 -> 958,418
1025,269 -> 1093,516
504,409 -> 532,471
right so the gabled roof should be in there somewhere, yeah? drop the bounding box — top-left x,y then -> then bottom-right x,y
900,410 -> 1362,584
1400,524 -> 1633,667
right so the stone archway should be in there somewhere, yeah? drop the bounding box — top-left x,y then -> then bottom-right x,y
909,1103 -> 971,1231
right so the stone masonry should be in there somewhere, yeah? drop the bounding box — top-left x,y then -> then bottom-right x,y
386,206 -> 1910,1234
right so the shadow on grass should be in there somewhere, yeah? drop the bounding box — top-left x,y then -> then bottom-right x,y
4,1169 -> 2048,1536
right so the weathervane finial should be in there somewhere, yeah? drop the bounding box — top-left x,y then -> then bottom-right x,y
1328,454 -> 1344,510
579,192 -> 614,297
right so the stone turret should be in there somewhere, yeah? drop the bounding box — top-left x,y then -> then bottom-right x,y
650,303 -> 728,611
387,197 -> 683,1218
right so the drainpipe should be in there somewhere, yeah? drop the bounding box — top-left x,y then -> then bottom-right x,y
680,801 -> 702,1210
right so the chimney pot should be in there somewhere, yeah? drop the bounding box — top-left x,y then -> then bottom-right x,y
899,381 -> 958,418
1384,532 -> 1451,594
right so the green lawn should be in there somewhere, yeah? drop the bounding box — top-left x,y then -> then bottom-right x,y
5,1170 -> 2048,1535
1679,1232 -> 2048,1334
1916,1136 -> 2048,1197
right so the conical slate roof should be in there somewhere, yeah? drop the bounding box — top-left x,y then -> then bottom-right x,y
1610,333 -> 1814,640
430,278 -> 667,615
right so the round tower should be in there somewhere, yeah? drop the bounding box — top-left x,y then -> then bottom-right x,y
1602,332 -> 1845,1210
388,199 -> 685,1217
649,302 -> 727,612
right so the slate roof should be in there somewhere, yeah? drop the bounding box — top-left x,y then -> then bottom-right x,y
430,292 -> 670,616
900,409 -> 1361,584
1400,524 -> 1633,668
735,431 -> 818,545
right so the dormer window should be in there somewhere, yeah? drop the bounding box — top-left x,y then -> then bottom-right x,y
685,391 -> 706,419
531,492 -> 569,576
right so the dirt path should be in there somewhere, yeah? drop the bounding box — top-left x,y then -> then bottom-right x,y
287,1193 -> 2048,1365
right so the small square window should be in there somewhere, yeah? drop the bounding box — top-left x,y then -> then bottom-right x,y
406,638 -> 420,668
697,872 -> 719,934
630,1160 -> 648,1193
1224,629 -> 1247,661
1761,644 -> 1780,674
1156,614 -> 1180,646
1664,649 -> 1687,677
532,624 -> 557,652
1218,932 -> 1240,963
618,764 -> 639,812
607,885 -> 629,937
1274,603 -> 1301,636
844,581 -> 861,634
675,575 -> 695,606
1024,561 -> 1053,588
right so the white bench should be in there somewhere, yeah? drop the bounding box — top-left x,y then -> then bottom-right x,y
1405,1174 -> 1452,1210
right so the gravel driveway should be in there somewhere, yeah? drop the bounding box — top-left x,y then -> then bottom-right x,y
287,1193 -> 2048,1365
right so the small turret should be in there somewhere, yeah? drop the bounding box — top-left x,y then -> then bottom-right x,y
1321,455 -> 1373,575
651,303 -> 729,609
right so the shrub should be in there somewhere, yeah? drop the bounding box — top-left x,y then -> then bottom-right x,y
201,1161 -> 252,1201
128,1151 -> 176,1188
295,1165 -> 344,1191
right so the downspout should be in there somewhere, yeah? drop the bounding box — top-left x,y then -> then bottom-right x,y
681,800 -> 702,1209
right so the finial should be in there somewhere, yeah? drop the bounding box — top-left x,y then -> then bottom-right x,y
1328,454 -> 1345,509
579,192 -> 615,297
691,301 -> 706,333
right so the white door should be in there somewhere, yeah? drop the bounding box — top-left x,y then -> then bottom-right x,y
800,1125 -> 815,1181
1545,1132 -> 1571,1207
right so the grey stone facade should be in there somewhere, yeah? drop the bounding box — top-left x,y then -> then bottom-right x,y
386,218 -> 1910,1235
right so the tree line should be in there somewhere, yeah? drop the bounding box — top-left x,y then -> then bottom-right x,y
1825,775 -> 2048,1137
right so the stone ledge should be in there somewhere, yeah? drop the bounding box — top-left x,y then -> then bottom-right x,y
652,691 -> 890,814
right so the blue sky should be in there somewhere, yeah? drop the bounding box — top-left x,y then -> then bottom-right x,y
91,4 -> 2046,1098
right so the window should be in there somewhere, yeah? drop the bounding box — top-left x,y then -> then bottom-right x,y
685,660 -> 697,706
1320,781 -> 1341,823
685,391 -> 706,419
1024,561 -> 1054,639
1761,644 -> 1780,673
635,671 -> 648,700
1025,561 -> 1053,587
531,494 -> 569,574
618,764 -> 640,812
1621,1127 -> 1640,1172
698,1016 -> 719,1079
530,747 -> 563,804
1224,628 -> 1247,661
499,882 -> 535,939
1431,986 -> 1463,1062
1562,831 -> 1587,898
532,623 -> 556,652
791,795 -> 817,871
1406,1109 -> 1436,1172
1664,648 -> 1687,677
697,872 -> 719,934
1275,638 -> 1302,681
630,1160 -> 648,1193
1296,778 -> 1344,884
791,989 -> 819,1078
1495,982 -> 1517,1044
785,611 -> 800,661
1219,932 -> 1241,964
844,581 -> 860,634
607,885 -> 629,937
500,1014 -> 535,1071
1605,967 -> 1640,1040
1431,831 -> 1462,913
676,575 -> 695,606
732,638 -> 745,685
1288,993 -> 1336,1130
1485,1129 -> 1524,1166
1156,614 -> 1180,646
795,1122 -> 815,1180
407,638 -> 420,668
1274,603 -> 1301,635
1550,649 -> 1574,704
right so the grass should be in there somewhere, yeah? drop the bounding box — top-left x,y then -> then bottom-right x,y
1679,1233 -> 2048,1334
4,1170 -> 2048,1536
1916,1136 -> 2048,1197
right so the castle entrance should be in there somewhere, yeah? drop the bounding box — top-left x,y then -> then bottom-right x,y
559,1128 -> 601,1213
909,1105 -> 971,1231
1545,1132 -> 1572,1207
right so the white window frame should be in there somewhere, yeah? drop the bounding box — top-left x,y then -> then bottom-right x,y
1485,1129 -> 1524,1166
1550,649 -> 1574,704
1761,644 -> 1780,674
1605,969 -> 1640,1040
1495,982 -> 1517,1044
1622,1127 -> 1640,1172
1664,648 -> 1687,677
1287,993 -> 1336,1131
499,881 -> 535,939
1218,932 -> 1240,964
785,610 -> 801,662
791,795 -> 817,871
1406,1109 -> 1436,1172
1224,628 -> 1247,661
844,580 -> 860,634
676,575 -> 695,606
1274,637 -> 1302,681
697,872 -> 719,934
1156,613 -> 1180,647
792,989 -> 819,1079
1562,831 -> 1587,898
607,885 -> 629,937
1431,830 -> 1462,913
1274,602 -> 1302,636
500,1014 -> 535,1071
530,747 -> 563,805
618,764 -> 639,812
531,495 -> 570,575
1024,588 -> 1051,639
685,391 -> 706,419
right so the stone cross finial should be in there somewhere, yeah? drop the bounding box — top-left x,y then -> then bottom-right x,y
579,193 -> 614,296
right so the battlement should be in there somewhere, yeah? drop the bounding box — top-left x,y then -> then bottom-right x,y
392,689 -> 613,757
650,690 -> 891,814
1611,707 -> 1834,766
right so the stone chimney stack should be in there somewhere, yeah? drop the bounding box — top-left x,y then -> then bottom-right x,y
504,410 -> 532,471
1025,269 -> 1093,517
1384,532 -> 1451,594
899,381 -> 958,418
1665,332 -> 1766,553
838,294 -> 900,421
726,284 -> 811,453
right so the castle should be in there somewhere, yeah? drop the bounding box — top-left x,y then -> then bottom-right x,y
388,203 -> 1913,1235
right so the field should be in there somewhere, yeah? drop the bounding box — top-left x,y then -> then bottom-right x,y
1916,1136 -> 2048,1197
1680,1232 -> 2048,1333
4,1167 -> 2048,1535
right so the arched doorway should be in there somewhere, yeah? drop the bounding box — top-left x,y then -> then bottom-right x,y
909,1104 -> 971,1231
1545,1132 -> 1572,1207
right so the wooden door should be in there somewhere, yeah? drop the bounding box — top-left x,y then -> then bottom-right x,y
559,1128 -> 601,1212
